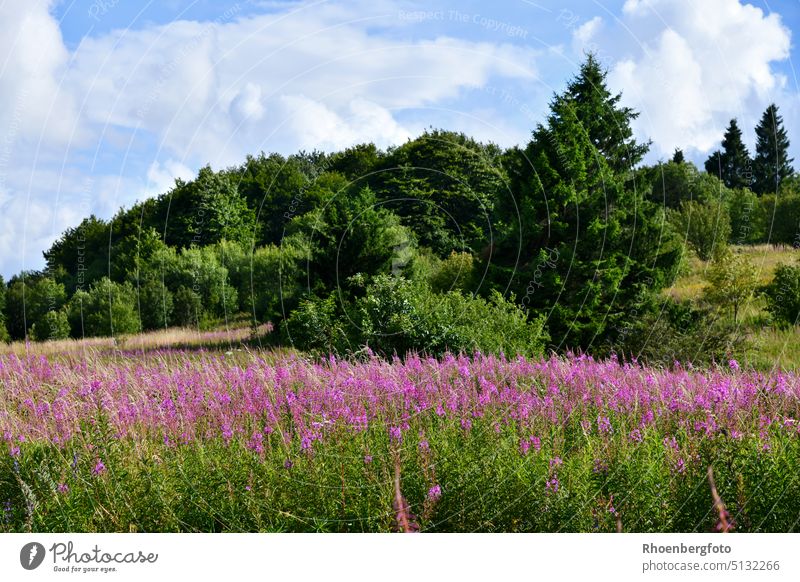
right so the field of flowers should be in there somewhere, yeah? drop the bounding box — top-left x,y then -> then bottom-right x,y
1,349 -> 799,532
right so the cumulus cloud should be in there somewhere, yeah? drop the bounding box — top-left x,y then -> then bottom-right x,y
609,0 -> 791,157
0,0 -> 540,276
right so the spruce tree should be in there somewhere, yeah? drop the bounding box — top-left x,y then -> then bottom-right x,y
752,103 -> 794,195
560,53 -> 650,173
490,55 -> 681,349
704,119 -> 752,189
672,148 -> 685,164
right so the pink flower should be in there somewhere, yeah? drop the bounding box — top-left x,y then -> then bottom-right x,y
427,484 -> 442,500
57,483 -> 69,493
92,459 -> 106,475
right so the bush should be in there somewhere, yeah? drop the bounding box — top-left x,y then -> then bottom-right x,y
68,278 -> 141,337
285,275 -> 548,358
30,310 -> 71,341
136,278 -> 174,330
429,251 -> 476,293
610,297 -> 742,366
172,286 -> 203,327
763,264 -> 800,328
670,200 -> 731,261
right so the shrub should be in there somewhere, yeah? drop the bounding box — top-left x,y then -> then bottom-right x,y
30,310 -> 71,341
670,200 -> 731,261
763,263 -> 800,328
68,278 -> 141,337
285,275 -> 548,358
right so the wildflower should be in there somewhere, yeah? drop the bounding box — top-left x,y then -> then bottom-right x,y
389,426 -> 403,443
729,359 -> 740,372
418,440 -> 430,452
364,455 -> 373,464
283,459 -> 293,470
545,476 -> 560,494
628,428 -> 643,443
57,483 -> 69,494
92,459 -> 106,475
549,456 -> 563,469
427,484 -> 442,500
597,415 -> 612,435
244,486 -> 252,492
9,445 -> 20,458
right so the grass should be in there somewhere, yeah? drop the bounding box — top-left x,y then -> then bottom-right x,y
0,323 -> 273,357
666,244 -> 798,301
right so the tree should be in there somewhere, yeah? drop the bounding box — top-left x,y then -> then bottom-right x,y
672,148 -> 685,164
704,119 -> 753,189
164,166 -> 257,248
670,200 -> 731,261
763,263 -> 800,328
4,274 -> 67,340
490,55 -> 682,348
752,104 -> 794,195
68,277 -> 141,337
558,53 -> 650,172
703,247 -> 759,324
30,310 -> 70,341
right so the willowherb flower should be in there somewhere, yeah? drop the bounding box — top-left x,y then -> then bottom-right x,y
729,359 -> 740,372
549,456 -> 563,469
92,459 -> 106,475
57,483 -> 69,494
545,476 -> 560,494
427,484 -> 442,501
389,426 -> 403,443
363,454 -> 373,464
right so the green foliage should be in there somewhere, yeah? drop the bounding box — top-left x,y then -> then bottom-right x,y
727,188 -> 764,244
30,310 -> 71,341
68,278 -> 141,337
763,263 -> 800,328
670,200 -> 731,261
4,274 -> 67,340
285,275 -> 547,358
372,130 -> 506,255
172,286 -> 204,327
611,297 -> 741,366
135,277 -> 174,331
752,104 -> 794,195
0,276 -> 7,343
703,248 -> 759,324
429,251 -> 476,293
163,166 -> 257,248
288,184 -> 414,292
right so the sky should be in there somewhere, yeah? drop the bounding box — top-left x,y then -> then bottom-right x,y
0,0 -> 797,278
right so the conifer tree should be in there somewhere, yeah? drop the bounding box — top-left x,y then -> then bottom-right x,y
704,119 -> 752,189
752,104 -> 794,195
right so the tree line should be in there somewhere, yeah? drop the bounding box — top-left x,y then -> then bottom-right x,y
0,54 -> 796,361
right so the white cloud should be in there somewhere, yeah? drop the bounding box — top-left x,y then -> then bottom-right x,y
0,0 -> 540,277
609,0 -> 791,157
146,159 -> 196,194
572,16 -> 603,55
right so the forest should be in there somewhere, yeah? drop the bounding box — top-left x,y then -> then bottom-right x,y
1,54 -> 797,367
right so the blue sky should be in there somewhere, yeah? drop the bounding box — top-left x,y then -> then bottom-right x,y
0,0 -> 797,277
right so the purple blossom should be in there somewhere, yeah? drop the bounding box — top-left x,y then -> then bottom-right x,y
92,459 -> 106,475
427,484 -> 442,500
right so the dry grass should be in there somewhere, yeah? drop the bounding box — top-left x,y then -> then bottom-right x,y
665,244 -> 798,301
0,323 -> 273,357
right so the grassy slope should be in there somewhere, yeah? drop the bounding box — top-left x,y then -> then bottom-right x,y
665,244 -> 800,370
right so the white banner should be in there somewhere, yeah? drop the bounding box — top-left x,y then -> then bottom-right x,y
1,533 -> 797,581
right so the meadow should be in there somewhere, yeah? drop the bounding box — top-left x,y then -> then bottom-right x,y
1,343 -> 799,533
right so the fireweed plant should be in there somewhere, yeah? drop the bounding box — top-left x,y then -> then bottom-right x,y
0,349 -> 799,532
